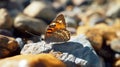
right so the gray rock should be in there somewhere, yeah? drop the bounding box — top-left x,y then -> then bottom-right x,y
65,16 -> 77,28
23,1 -> 57,23
21,34 -> 101,67
14,14 -> 47,35
21,41 -> 52,54
0,29 -> 13,37
65,16 -> 77,35
106,4 -> 120,18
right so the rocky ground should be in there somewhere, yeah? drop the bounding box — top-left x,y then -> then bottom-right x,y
0,0 -> 120,67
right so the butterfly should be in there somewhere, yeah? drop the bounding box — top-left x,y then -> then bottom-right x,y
44,14 -> 70,43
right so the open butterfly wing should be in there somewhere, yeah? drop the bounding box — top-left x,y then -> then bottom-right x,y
45,14 -> 70,42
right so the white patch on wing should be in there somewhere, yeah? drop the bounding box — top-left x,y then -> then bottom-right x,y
59,20 -> 62,23
51,23 -> 56,25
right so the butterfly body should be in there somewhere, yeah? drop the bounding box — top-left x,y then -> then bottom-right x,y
44,14 -> 70,43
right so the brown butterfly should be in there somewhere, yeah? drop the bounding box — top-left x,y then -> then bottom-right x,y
44,14 -> 70,43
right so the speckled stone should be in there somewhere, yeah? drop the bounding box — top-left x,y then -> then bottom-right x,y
21,34 -> 101,67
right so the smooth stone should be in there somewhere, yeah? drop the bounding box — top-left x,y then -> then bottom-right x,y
23,1 -> 57,23
14,14 -> 47,35
0,8 -> 13,29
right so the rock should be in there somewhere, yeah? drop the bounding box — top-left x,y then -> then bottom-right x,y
110,38 -> 120,52
88,13 -> 105,26
115,53 -> 120,59
0,8 -> 13,29
106,3 -> 120,18
113,19 -> 120,31
71,0 -> 86,6
15,37 -> 24,49
20,41 -> 52,54
0,0 -> 23,17
65,16 -> 78,35
113,19 -> 120,38
85,28 -> 103,51
77,26 -> 91,35
14,14 -> 47,35
52,0 -> 68,12
21,34 -> 101,67
114,59 -> 120,67
0,29 -> 13,37
103,29 -> 118,45
77,23 -> 118,48
0,35 -> 19,58
86,11 -> 106,26
23,1 -> 56,23
65,16 -> 78,29
94,23 -> 108,30
0,54 -> 66,67
94,23 -> 118,45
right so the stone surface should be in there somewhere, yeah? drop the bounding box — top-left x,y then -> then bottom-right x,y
14,14 -> 47,35
114,59 -> 120,67
21,34 -> 101,67
52,0 -> 68,12
72,0 -> 85,6
0,29 -> 13,37
102,29 -> 118,45
15,37 -> 24,49
110,38 -> 120,52
88,12 -> 105,26
0,0 -> 119,67
85,28 -> 103,51
113,19 -> 120,38
94,23 -> 118,45
0,35 -> 19,58
77,26 -> 91,35
106,3 -> 120,18
77,23 -> 118,50
0,54 -> 66,67
23,1 -> 56,23
0,8 -> 13,29
65,16 -> 78,35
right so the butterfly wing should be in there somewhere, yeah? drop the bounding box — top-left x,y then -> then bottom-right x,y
45,14 -> 70,42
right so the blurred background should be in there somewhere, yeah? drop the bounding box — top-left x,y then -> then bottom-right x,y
0,0 -> 120,67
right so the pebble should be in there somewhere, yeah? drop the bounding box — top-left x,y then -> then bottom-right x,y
0,34 -> 19,58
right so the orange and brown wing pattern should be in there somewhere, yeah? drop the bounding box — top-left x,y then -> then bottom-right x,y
45,14 -> 70,43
